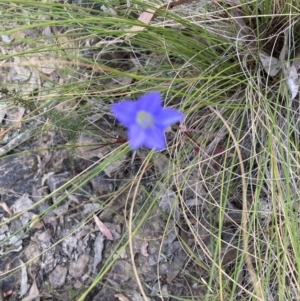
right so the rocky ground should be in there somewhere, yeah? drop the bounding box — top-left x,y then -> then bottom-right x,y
0,123 -> 214,301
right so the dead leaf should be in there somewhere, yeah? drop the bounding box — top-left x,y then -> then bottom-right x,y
93,215 -> 113,240
0,201 -> 13,216
11,194 -> 34,225
20,259 -> 29,297
39,59 -> 56,75
280,26 -> 299,100
259,51 -> 281,77
286,65 -> 299,100
161,227 -> 179,257
114,293 -> 129,301
42,26 -> 52,37
83,203 -> 101,215
103,156 -> 125,177
11,57 -> 31,82
23,277 -> 40,301
52,200 -> 70,216
93,232 -> 104,274
153,153 -> 172,176
162,261 -> 181,283
140,241 -> 149,257
29,214 -> 43,229
16,193 -> 34,208
156,182 -> 180,221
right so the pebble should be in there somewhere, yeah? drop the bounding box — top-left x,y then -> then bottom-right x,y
73,279 -> 83,289
90,171 -> 114,195
69,254 -> 90,279
24,242 -> 41,265
0,154 -> 37,205
37,230 -> 52,243
48,265 -> 68,289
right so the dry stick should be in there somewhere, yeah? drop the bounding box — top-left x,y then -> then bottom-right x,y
209,106 -> 264,301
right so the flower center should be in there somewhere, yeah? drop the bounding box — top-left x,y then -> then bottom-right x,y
137,111 -> 154,128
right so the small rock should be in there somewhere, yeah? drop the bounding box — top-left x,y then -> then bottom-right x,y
47,172 -> 70,202
1,34 -> 11,43
83,203 -> 100,215
73,279 -> 83,289
24,242 -> 41,265
69,254 -> 90,279
104,157 -> 125,177
47,172 -> 70,193
37,230 -> 51,243
109,260 -> 132,283
42,245 -> 60,274
0,155 -> 37,206
48,265 -> 67,289
90,171 -> 113,195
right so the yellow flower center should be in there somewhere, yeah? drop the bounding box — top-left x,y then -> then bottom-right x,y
137,111 -> 153,128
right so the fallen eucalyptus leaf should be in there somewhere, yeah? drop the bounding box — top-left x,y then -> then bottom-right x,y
259,51 -> 281,76
286,65 -> 299,100
24,277 -> 40,301
94,215 -> 113,241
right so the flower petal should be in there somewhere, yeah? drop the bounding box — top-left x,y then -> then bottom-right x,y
128,124 -> 146,149
155,108 -> 184,128
143,127 -> 166,151
137,91 -> 162,114
111,101 -> 138,126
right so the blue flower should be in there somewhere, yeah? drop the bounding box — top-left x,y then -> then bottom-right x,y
111,91 -> 184,150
